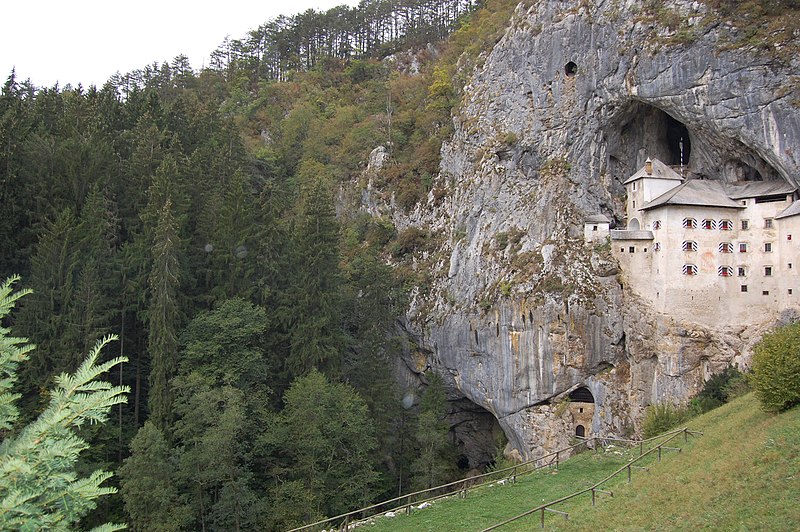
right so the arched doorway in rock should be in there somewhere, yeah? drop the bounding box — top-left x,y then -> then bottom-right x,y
568,386 -> 595,439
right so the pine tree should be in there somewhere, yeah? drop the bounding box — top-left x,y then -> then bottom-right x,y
146,197 -> 181,430
411,373 -> 457,490
0,276 -> 129,531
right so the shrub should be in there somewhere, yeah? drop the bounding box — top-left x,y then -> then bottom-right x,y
691,366 -> 750,415
750,322 -> 800,412
642,402 -> 691,438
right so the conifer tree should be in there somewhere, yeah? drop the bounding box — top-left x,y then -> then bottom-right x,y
146,197 -> 181,430
411,373 -> 457,490
0,276 -> 129,531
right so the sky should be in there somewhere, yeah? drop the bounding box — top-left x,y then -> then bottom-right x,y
2,0 -> 361,88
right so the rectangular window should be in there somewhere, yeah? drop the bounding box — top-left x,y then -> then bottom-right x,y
593,225 -> 598,231
682,240 -> 698,251
719,242 -> 733,253
741,285 -> 748,292
741,220 -> 749,230
739,242 -> 748,253
763,290 -> 770,296
683,218 -> 697,229
765,218 -> 774,229
654,242 -> 661,252
765,266 -> 773,276
788,234 -> 793,241
632,182 -> 637,191
652,220 -> 661,230
765,242 -> 773,253
702,219 -> 716,230
719,219 -> 733,230
718,266 -> 733,277
629,246 -> 635,253
738,267 -> 746,277
683,264 -> 698,275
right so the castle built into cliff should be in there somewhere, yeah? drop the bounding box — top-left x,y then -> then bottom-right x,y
586,158 -> 800,326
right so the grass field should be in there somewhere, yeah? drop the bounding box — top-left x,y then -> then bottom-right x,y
362,393 -> 800,531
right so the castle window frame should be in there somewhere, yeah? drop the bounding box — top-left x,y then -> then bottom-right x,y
737,266 -> 746,277
741,220 -> 749,230
654,242 -> 661,252
719,242 -> 733,253
741,285 -> 748,292
764,218 -> 774,229
765,266 -> 773,277
702,219 -> 716,230
682,240 -> 698,252
683,217 -> 697,229
719,219 -> 733,231
652,220 -> 661,230
683,264 -> 698,275
739,242 -> 748,253
764,242 -> 773,253
718,266 -> 734,277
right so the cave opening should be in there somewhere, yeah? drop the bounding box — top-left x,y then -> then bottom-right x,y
664,113 -> 690,166
447,397 -> 506,472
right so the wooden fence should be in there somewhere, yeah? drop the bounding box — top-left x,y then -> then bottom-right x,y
288,428 -> 700,531
481,427 -> 703,530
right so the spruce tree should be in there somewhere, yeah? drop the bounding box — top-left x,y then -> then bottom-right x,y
0,276 -> 129,531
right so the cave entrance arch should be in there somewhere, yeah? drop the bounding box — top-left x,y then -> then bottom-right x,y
575,424 -> 586,438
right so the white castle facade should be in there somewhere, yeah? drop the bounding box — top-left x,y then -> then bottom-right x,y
586,158 -> 800,327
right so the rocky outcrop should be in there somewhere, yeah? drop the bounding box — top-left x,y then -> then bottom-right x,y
376,0 -> 800,461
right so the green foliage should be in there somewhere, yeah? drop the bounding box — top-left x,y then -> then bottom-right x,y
691,366 -> 750,414
750,322 -> 800,412
267,370 -> 379,529
0,277 -> 128,531
642,402 -> 691,438
411,373 -> 457,490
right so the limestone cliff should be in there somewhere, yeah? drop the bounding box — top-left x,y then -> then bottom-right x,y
370,0 -> 800,462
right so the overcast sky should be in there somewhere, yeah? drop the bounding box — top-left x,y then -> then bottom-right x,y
2,0 -> 361,88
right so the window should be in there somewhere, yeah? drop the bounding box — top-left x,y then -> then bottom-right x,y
702,219 -> 716,230
741,285 -> 748,292
741,220 -> 749,230
737,266 -> 746,277
719,219 -> 733,231
763,290 -> 770,296
683,217 -> 697,229
632,182 -> 637,191
632,200 -> 636,208
718,266 -> 733,277
765,218 -> 774,229
719,242 -> 733,253
788,234 -> 793,241
739,242 -> 748,253
620,247 -> 624,252
765,266 -> 773,276
682,240 -> 698,251
654,242 -> 661,252
592,225 -> 598,231
683,264 -> 698,275
765,242 -> 773,253
652,220 -> 661,230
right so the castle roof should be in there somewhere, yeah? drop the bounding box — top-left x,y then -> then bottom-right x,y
623,158 -> 684,185
777,199 -> 800,220
585,214 -> 610,223
724,181 -> 797,200
642,179 -> 744,211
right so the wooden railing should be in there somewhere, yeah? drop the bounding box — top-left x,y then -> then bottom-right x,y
287,429 -> 697,531
481,427 -> 703,530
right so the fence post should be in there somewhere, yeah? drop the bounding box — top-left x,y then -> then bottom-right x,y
658,446 -> 662,462
541,508 -> 545,528
684,428 -> 688,443
406,495 -> 412,515
512,466 -> 517,484
639,441 -> 643,456
591,488 -> 596,506
627,464 -> 631,484
555,451 -> 559,470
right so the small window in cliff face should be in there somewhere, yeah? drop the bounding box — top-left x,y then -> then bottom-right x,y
564,61 -> 577,76
575,425 -> 586,438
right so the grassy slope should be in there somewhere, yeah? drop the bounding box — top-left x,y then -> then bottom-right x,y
364,394 -> 799,531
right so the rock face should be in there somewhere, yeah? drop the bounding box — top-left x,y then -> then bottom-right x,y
378,0 -> 800,462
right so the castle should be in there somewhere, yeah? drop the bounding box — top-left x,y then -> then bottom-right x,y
586,157 -> 800,326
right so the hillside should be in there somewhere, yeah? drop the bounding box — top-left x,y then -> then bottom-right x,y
365,393 -> 800,530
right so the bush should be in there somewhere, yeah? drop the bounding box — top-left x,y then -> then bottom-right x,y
750,322 -> 800,412
642,402 -> 691,438
690,366 -> 750,415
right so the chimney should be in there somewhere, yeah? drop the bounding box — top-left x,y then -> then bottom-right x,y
645,157 -> 653,175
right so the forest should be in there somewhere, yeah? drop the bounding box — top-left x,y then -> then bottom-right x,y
0,0 -> 526,529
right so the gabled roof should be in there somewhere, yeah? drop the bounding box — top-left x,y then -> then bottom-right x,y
642,179 -> 744,211
776,199 -> 800,220
724,181 -> 797,200
585,214 -> 610,223
623,157 -> 684,185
